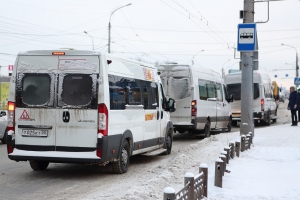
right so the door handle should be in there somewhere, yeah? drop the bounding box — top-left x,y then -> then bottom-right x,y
157,110 -> 160,120
161,111 -> 163,119
63,111 -> 70,123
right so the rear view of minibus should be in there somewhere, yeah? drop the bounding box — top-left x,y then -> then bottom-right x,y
7,50 -> 100,170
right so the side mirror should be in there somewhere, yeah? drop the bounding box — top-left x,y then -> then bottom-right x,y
167,98 -> 176,112
228,94 -> 234,103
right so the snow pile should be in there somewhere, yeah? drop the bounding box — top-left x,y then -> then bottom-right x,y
83,124 -> 300,200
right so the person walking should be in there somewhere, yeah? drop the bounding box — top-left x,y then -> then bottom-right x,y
298,89 -> 300,122
288,86 -> 299,126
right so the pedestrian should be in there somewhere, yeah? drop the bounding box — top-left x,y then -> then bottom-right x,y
298,89 -> 300,122
288,86 -> 299,126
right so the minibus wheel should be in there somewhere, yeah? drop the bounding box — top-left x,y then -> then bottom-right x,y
204,120 -> 211,138
112,140 -> 130,174
1,129 -> 7,144
164,129 -> 173,155
265,112 -> 271,126
226,118 -> 232,132
29,160 -> 49,170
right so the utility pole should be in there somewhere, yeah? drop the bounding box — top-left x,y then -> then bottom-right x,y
240,0 -> 255,136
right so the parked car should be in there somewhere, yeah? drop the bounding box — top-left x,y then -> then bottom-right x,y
6,49 -> 176,173
0,110 -> 7,144
157,64 -> 233,137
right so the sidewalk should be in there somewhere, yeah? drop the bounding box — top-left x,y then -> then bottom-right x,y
207,124 -> 300,199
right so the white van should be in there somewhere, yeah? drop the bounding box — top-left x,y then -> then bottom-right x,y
6,50 -> 175,173
157,64 -> 233,137
224,71 -> 277,126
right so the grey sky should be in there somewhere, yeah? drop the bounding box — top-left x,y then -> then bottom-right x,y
0,0 -> 299,87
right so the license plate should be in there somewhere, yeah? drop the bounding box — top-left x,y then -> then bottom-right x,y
22,130 -> 48,137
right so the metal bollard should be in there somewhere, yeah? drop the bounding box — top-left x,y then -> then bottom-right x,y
184,172 -> 194,200
199,164 -> 208,197
219,154 -> 226,176
241,135 -> 246,152
224,146 -> 230,164
246,134 -> 251,149
235,141 -> 240,157
229,142 -> 235,159
248,132 -> 253,144
163,187 -> 176,200
214,159 -> 223,188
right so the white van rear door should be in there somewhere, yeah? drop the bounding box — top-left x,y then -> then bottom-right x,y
15,56 -> 57,150
56,56 -> 99,150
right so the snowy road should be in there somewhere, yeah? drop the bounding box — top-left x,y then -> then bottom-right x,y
0,101 -> 291,199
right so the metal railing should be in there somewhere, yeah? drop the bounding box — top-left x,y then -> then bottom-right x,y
163,164 -> 208,200
215,132 -> 253,188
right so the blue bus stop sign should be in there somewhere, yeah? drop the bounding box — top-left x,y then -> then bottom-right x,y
294,78 -> 300,85
237,23 -> 257,52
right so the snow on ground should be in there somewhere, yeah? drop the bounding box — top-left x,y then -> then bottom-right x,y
84,124 -> 300,200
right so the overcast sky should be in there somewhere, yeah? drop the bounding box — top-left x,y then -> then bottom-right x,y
0,0 -> 299,88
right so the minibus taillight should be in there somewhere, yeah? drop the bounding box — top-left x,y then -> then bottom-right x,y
7,101 -> 15,131
96,149 -> 102,158
98,103 -> 108,136
261,99 -> 264,112
191,100 -> 197,116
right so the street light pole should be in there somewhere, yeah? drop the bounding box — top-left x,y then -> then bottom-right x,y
108,3 -> 132,53
191,50 -> 205,65
84,31 -> 94,50
221,59 -> 231,78
281,43 -> 299,81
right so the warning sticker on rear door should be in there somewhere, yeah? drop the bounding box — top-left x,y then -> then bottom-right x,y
19,110 -> 35,121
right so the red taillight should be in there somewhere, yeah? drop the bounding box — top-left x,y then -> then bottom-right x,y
7,101 -> 15,131
261,99 -> 264,112
7,145 -> 13,154
191,100 -> 197,116
98,103 -> 108,136
96,149 -> 102,158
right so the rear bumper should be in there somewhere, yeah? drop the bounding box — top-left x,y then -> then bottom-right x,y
232,112 -> 264,121
8,149 -> 102,164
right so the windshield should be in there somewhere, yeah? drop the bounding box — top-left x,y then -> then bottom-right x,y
227,83 -> 259,100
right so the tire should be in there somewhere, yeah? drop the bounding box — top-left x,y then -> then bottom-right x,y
1,130 -> 7,144
272,119 -> 277,123
231,120 -> 237,127
226,118 -> 232,132
204,120 -> 211,138
265,112 -> 271,126
29,160 -> 49,170
112,140 -> 130,174
164,129 -> 173,155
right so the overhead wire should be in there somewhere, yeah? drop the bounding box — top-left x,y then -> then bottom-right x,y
120,10 -> 171,61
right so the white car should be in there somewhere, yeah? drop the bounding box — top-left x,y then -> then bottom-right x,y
0,111 -> 7,144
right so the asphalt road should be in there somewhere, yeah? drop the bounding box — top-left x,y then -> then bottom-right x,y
0,101 -> 291,199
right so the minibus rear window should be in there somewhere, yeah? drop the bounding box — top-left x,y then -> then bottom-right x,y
170,77 -> 191,100
227,83 -> 259,100
22,74 -> 51,105
60,74 -> 94,107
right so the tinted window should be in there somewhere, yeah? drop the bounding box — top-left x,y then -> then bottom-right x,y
227,83 -> 260,100
198,79 -> 208,100
109,75 -> 160,110
143,82 -> 159,109
223,85 -> 229,102
207,82 -> 216,98
216,83 -> 223,102
22,74 -> 51,105
61,74 -> 93,106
